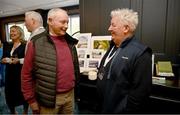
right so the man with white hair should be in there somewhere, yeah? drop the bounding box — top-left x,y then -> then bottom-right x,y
19,11 -> 45,64
96,8 -> 152,113
24,11 -> 45,53
21,8 -> 80,114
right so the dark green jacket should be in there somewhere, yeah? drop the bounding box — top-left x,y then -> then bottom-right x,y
32,31 -> 80,107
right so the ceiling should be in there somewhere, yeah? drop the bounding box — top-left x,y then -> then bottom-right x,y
0,0 -> 79,18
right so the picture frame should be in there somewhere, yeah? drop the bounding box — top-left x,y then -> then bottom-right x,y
87,59 -> 100,68
91,49 -> 105,59
79,59 -> 86,68
91,36 -> 111,51
76,33 -> 92,49
77,49 -> 86,59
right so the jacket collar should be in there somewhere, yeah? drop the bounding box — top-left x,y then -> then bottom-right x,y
45,29 -> 78,45
110,35 -> 135,48
120,35 -> 134,48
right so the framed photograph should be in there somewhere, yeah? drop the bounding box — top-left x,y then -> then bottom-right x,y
91,36 -> 111,50
76,33 -> 92,49
91,49 -> 105,59
87,59 -> 100,68
77,49 -> 86,59
79,59 -> 85,68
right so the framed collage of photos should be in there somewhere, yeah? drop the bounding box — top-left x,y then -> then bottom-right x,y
76,33 -> 111,71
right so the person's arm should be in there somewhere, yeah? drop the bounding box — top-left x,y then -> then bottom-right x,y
125,51 -> 152,112
21,41 -> 39,112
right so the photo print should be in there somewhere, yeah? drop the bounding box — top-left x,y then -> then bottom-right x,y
76,33 -> 91,49
77,49 -> 86,59
91,49 -> 105,59
87,59 -> 100,68
91,36 -> 111,51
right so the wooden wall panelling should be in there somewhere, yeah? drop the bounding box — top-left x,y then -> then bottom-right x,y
99,0 -> 131,35
80,0 -> 180,56
165,0 -> 180,55
80,0 -> 101,35
141,0 -> 167,54
131,0 -> 143,41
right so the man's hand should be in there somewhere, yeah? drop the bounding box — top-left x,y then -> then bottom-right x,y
30,102 -> 40,114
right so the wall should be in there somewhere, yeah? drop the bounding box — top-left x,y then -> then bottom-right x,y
80,0 -> 180,58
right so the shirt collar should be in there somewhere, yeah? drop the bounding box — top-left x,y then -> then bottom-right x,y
31,26 -> 44,35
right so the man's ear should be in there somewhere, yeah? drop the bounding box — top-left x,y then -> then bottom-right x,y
32,18 -> 36,24
123,25 -> 130,34
47,18 -> 52,25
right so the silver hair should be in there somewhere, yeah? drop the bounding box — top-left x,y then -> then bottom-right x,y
47,8 -> 67,22
25,11 -> 43,26
110,8 -> 138,32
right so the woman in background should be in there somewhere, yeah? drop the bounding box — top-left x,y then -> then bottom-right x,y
1,25 -> 28,114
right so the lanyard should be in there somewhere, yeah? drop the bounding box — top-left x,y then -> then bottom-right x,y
103,46 -> 117,67
107,47 -> 121,79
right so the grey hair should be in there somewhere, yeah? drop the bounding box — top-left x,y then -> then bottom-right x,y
25,11 -> 43,26
110,8 -> 138,32
47,8 -> 67,22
